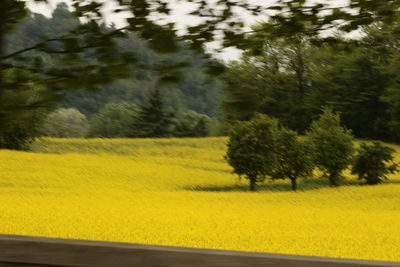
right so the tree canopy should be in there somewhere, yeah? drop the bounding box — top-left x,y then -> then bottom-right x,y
5,4 -> 223,117
1,0 -> 399,149
222,16 -> 400,142
225,113 -> 278,191
352,142 -> 399,185
307,108 -> 354,187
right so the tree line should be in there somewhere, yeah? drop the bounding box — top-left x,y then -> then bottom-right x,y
2,0 -> 400,150
40,88 -> 210,139
226,109 -> 399,191
222,17 -> 400,142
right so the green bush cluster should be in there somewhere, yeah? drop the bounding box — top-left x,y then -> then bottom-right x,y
87,89 -> 211,138
226,109 -> 399,191
38,89 -> 212,140
352,142 -> 399,185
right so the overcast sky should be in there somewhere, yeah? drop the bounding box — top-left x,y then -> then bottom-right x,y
26,0 -> 349,61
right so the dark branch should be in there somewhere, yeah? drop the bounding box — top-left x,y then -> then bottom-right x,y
1,62 -> 44,74
270,5 -> 349,13
0,38 -> 63,61
1,26 -> 130,61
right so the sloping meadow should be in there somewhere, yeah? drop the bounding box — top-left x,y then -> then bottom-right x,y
0,137 -> 399,261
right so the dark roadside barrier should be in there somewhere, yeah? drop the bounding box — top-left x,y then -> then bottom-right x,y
0,234 -> 399,267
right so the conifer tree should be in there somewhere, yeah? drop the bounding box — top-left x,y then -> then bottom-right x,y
192,117 -> 209,137
133,89 -> 174,138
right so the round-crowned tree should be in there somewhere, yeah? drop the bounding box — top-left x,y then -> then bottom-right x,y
352,142 -> 399,185
307,108 -> 354,186
87,102 -> 138,138
225,113 -> 278,191
272,127 -> 314,191
41,108 -> 88,138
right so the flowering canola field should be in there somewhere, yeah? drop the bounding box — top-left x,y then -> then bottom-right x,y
0,137 -> 400,262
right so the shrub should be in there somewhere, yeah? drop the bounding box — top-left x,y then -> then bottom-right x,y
87,102 -> 138,138
272,127 -> 314,191
0,122 -> 40,150
41,108 -> 88,138
307,108 -> 354,186
225,113 -> 278,191
0,70 -> 53,150
174,110 -> 211,137
351,142 -> 399,185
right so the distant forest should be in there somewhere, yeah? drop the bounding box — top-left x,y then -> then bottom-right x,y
5,3 -> 222,118
222,18 -> 400,142
5,2 -> 400,143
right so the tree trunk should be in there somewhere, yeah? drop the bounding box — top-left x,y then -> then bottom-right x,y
290,178 -> 297,191
329,173 -> 339,187
249,177 -> 257,192
366,176 -> 380,185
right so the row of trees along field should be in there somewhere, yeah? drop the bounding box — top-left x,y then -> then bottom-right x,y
226,109 -> 399,191
1,0 -> 400,150
41,88 -> 210,138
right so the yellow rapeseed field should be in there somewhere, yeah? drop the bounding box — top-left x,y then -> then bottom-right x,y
0,137 -> 399,262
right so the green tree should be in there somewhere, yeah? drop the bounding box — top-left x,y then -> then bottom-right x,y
0,115 -> 43,151
307,43 -> 390,141
174,110 -> 210,137
352,142 -> 399,185
222,35 -> 312,133
133,88 -> 175,138
208,118 -> 231,137
272,127 -> 314,191
0,69 -> 51,150
41,108 -> 88,138
222,57 -> 288,121
225,113 -> 278,191
307,108 -> 354,187
87,102 -> 138,138
192,117 -> 209,137
222,22 -> 400,141
380,18 -> 400,141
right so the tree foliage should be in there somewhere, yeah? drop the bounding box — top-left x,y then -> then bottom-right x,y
4,5 -> 223,119
0,69 -> 50,150
87,102 -> 138,138
174,111 -> 211,137
132,88 -> 175,138
222,37 -> 311,133
1,0 -> 399,149
41,108 -> 88,138
225,114 -> 278,191
307,108 -> 354,186
352,142 -> 399,185
272,127 -> 314,191
223,17 -> 400,142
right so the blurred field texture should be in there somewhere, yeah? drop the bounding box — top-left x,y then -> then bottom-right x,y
0,137 -> 399,261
